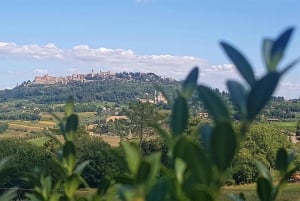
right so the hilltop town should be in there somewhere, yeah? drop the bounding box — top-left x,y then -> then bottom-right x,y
31,70 -> 175,85
33,70 -> 115,85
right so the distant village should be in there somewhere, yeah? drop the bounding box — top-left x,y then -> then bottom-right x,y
33,70 -> 116,85
28,70 -> 174,105
31,69 -> 175,85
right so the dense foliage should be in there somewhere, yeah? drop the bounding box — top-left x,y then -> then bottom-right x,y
232,124 -> 292,184
0,73 -> 177,104
75,135 -> 125,187
0,28 -> 299,201
0,139 -> 54,188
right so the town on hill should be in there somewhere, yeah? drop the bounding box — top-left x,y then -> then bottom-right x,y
31,70 -> 175,85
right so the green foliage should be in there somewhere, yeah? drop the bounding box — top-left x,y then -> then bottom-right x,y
0,73 -> 177,104
0,28 -> 298,201
0,122 -> 8,133
112,27 -> 299,201
126,101 -> 166,145
296,120 -> 300,136
0,158 -> 17,201
75,136 -> 125,187
25,97 -> 93,201
0,139 -> 54,188
232,124 -> 292,184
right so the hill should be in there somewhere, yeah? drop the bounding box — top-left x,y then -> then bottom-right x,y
0,72 -> 178,104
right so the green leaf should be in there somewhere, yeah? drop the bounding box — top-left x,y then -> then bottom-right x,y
64,96 -> 75,117
46,159 -> 66,179
66,114 -> 79,133
147,178 -> 170,201
152,124 -> 172,147
0,157 -> 10,172
280,57 -> 300,76
64,174 -> 81,199
269,27 -> 294,71
257,177 -> 272,201
121,142 -> 141,175
287,150 -> 297,164
97,177 -> 112,196
247,72 -> 280,121
63,141 -> 76,174
74,160 -> 90,174
136,161 -> 151,184
220,42 -> 256,86
262,38 -> 273,69
227,80 -> 247,117
200,124 -> 213,151
113,173 -> 134,185
170,96 -> 189,136
136,153 -> 161,190
175,158 -> 187,185
181,67 -> 199,99
255,161 -> 272,181
275,148 -> 288,173
280,167 -> 297,185
174,137 -> 212,184
198,85 -> 230,123
191,188 -> 214,201
210,122 -> 237,171
144,152 -> 161,187
0,189 -> 17,201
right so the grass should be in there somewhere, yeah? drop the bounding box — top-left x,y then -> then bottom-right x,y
27,136 -> 50,146
269,121 -> 297,133
220,183 -> 300,201
0,129 -> 31,138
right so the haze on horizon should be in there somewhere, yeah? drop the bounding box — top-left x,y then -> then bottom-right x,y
0,0 -> 300,99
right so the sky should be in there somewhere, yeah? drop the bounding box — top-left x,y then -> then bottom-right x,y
0,0 -> 299,99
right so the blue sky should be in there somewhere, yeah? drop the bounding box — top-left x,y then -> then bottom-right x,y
0,0 -> 299,98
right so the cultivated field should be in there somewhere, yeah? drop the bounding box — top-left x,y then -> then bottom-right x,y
220,183 -> 300,201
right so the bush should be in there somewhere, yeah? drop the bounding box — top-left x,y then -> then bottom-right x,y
232,124 -> 292,184
75,135 -> 125,187
0,27 -> 298,201
140,138 -> 170,166
0,139 -> 54,188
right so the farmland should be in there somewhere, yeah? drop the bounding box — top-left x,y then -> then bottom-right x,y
220,183 -> 300,201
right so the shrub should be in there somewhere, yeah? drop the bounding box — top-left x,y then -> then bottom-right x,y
0,139 -> 54,188
75,135 -> 125,187
0,27 -> 299,201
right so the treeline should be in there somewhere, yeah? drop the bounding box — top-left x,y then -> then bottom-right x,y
0,79 -> 177,104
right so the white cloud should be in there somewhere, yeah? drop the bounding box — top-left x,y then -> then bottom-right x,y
0,41 -> 299,99
274,79 -> 300,99
34,69 -> 48,74
0,41 -> 241,88
0,42 -> 63,59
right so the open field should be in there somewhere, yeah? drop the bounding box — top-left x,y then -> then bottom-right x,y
90,134 -> 121,147
271,121 -> 297,133
0,129 -> 31,139
220,183 -> 300,201
75,183 -> 300,201
40,112 -> 99,124
8,120 -> 56,132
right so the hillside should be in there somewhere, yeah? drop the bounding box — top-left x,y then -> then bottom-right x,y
0,72 -> 178,104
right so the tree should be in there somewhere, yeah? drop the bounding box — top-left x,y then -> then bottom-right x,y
232,124 -> 292,183
126,101 -> 165,146
296,120 -> 300,138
